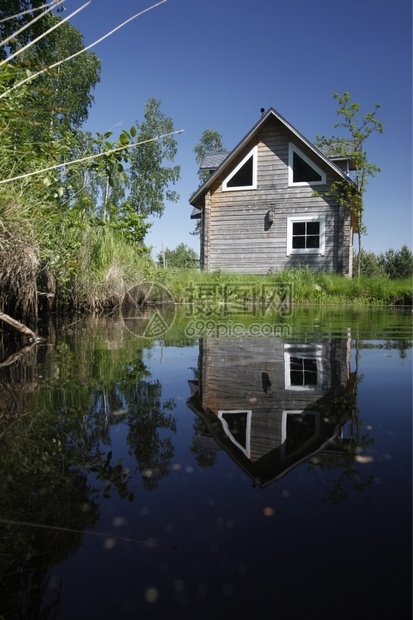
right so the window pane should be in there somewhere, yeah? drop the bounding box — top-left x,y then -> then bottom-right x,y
293,236 -> 306,249
227,155 -> 253,187
303,359 -> 318,385
290,358 -> 304,385
293,151 -> 322,183
306,235 -> 320,249
307,222 -> 320,235
293,222 -> 305,235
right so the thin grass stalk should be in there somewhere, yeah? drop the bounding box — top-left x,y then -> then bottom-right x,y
0,0 -> 167,97
0,0 -> 65,48
0,1 -> 62,24
0,0 -> 92,68
0,130 -> 184,185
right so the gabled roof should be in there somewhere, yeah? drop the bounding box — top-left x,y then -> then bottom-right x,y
190,107 -> 354,208
199,152 -> 229,171
317,140 -> 357,170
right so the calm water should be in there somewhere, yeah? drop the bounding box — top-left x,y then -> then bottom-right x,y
0,308 -> 411,620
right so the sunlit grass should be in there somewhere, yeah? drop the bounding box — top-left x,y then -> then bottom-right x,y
160,267 -> 412,307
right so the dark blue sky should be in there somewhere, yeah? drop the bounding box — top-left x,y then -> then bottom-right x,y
69,0 -> 412,257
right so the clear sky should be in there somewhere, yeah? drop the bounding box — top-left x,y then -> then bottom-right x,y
70,0 -> 412,259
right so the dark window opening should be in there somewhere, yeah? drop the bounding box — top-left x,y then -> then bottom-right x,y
285,413 -> 317,457
227,155 -> 253,187
221,411 -> 248,449
293,151 -> 322,183
292,221 -> 320,250
290,357 -> 318,386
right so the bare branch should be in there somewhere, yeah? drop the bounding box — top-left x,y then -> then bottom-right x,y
0,312 -> 41,342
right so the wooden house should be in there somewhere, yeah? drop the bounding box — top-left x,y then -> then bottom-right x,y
187,336 -> 356,487
190,108 -> 356,275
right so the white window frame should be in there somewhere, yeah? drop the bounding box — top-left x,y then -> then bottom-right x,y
222,146 -> 257,191
218,410 -> 252,458
284,344 -> 323,390
286,215 -> 325,256
288,143 -> 326,186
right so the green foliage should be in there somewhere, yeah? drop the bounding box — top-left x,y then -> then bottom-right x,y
0,1 -> 65,62
316,91 -> 383,277
0,6 -> 183,314
354,245 -> 413,279
193,128 -> 225,185
128,97 -> 181,218
158,243 -> 199,269
379,245 -> 413,279
19,15 -> 101,138
191,128 -> 225,236
354,249 -> 387,278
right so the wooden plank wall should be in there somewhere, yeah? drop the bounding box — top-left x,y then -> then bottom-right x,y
199,337 -> 350,462
204,120 -> 352,274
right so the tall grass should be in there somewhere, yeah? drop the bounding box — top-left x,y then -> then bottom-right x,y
160,267 -> 412,307
75,226 -> 152,312
0,198 -> 39,319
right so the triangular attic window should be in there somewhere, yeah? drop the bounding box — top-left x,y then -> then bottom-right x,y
223,146 -> 257,191
289,144 -> 326,186
218,410 -> 252,458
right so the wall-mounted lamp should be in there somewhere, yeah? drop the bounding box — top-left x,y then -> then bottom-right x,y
267,205 -> 275,224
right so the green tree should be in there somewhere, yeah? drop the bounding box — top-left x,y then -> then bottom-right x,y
317,92 -> 383,277
158,243 -> 199,269
128,98 -> 180,218
354,249 -> 386,278
192,129 -> 225,235
0,4 -> 101,140
193,128 -> 225,185
0,0 -> 63,61
379,244 -> 413,279
23,16 -> 101,138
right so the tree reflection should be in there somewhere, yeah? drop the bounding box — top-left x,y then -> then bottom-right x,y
0,320 -> 179,617
190,417 -> 218,468
0,407 -> 99,618
306,398 -> 375,506
126,379 -> 177,491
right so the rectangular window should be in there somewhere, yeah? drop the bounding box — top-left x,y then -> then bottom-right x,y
287,216 -> 325,255
284,344 -> 323,390
292,221 -> 320,249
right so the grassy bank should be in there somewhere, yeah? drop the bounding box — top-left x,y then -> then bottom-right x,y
1,218 -> 411,319
150,266 -> 412,307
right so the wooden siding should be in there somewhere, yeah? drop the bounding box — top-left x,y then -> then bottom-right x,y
201,118 -> 352,275
188,336 -> 353,484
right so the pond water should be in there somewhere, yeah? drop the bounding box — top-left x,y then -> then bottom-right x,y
0,307 -> 411,620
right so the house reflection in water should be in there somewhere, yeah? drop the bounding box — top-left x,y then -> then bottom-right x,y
187,336 -> 357,487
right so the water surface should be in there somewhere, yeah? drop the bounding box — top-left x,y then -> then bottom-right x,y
0,308 -> 411,619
